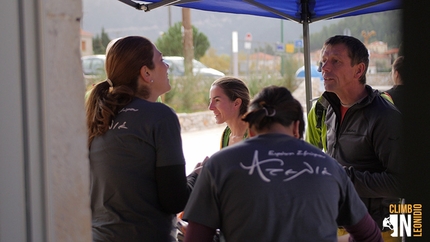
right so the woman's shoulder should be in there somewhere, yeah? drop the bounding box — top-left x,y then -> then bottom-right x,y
118,99 -> 178,124
129,98 -> 175,113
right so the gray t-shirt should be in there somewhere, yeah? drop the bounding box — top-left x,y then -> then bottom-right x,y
90,98 -> 185,242
184,133 -> 367,242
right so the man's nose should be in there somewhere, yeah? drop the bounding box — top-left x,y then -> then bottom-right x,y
321,61 -> 330,72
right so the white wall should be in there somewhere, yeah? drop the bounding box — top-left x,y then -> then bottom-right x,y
0,0 -> 92,241
81,30 -> 94,56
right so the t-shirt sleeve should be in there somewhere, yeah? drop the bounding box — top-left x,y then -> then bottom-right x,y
156,164 -> 194,214
183,163 -> 220,229
152,106 -> 190,213
344,213 -> 383,242
153,106 -> 186,167
336,168 -> 368,226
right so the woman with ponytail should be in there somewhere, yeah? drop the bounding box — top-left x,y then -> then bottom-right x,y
87,36 -> 202,242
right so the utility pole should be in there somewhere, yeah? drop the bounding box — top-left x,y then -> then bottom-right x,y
168,6 -> 172,28
281,19 -> 285,76
182,8 -> 194,76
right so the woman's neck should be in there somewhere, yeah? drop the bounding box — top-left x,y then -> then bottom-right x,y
227,118 -> 248,137
226,118 -> 248,146
259,123 -> 294,137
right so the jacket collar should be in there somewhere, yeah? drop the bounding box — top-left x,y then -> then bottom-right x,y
322,85 -> 377,109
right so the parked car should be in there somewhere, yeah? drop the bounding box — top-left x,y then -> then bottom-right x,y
163,56 -> 225,78
81,55 -> 106,86
81,55 -> 224,87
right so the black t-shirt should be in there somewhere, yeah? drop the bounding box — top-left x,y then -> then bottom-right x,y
90,98 -> 187,242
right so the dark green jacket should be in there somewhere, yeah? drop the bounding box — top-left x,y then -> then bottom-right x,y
323,85 -> 402,229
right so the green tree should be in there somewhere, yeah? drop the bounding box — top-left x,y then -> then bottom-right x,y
156,22 -> 210,60
93,28 -> 111,54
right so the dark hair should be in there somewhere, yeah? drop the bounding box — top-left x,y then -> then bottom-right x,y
211,76 -> 250,116
86,36 -> 155,147
392,56 -> 404,81
323,35 -> 369,84
242,86 -> 304,139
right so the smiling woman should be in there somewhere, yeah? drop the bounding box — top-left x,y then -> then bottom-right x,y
208,76 -> 250,148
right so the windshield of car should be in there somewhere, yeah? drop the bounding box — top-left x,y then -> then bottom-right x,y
165,59 -> 185,73
192,60 -> 207,69
82,57 -> 105,75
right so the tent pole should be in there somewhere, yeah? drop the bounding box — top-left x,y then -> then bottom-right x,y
302,16 -> 312,114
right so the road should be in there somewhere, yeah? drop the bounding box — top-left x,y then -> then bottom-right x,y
181,126 -> 226,175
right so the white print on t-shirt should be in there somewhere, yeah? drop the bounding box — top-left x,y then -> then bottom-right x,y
109,107 -> 138,129
109,120 -> 128,130
240,150 -> 331,182
268,150 -> 326,158
119,107 -> 139,113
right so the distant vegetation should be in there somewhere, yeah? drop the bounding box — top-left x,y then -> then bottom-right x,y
92,28 -> 111,54
309,10 -> 402,51
200,48 -> 230,75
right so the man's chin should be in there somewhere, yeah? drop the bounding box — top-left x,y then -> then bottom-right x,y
323,83 -> 334,92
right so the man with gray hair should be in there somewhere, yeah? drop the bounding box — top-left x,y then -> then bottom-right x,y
318,35 -> 402,242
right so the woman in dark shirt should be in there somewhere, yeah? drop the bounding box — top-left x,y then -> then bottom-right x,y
86,36 -> 201,242
386,56 -> 405,113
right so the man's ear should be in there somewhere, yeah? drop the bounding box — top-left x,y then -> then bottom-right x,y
140,66 -> 151,83
354,63 -> 366,79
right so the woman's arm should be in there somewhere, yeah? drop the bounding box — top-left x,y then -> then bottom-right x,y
184,221 -> 216,242
156,165 -> 197,214
344,213 -> 383,242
